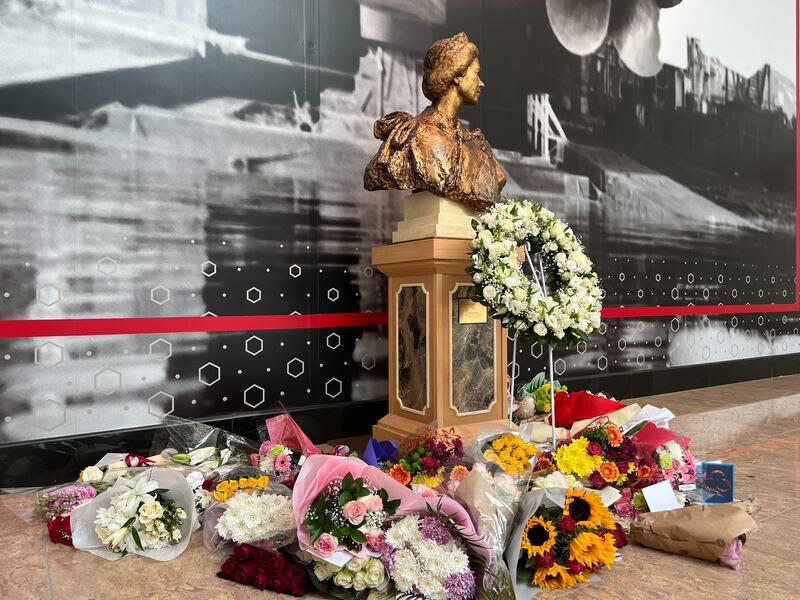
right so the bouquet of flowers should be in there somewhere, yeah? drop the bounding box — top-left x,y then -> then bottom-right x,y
481,433 -> 538,475
250,413 -> 321,488
68,468 -> 196,561
308,555 -> 387,600
215,489 -> 295,545
304,471 -> 400,556
293,456 -> 489,567
651,440 -> 697,490
506,488 -> 624,592
513,372 -> 567,421
37,484 -> 98,547
381,509 -> 482,600
552,422 -> 647,490
388,428 -> 465,490
218,544 -> 308,596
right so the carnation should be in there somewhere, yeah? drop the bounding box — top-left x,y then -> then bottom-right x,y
216,492 -> 295,544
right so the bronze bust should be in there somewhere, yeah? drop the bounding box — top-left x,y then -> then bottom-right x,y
363,32 -> 506,212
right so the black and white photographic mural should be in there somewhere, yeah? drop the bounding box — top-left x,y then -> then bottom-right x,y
0,0 -> 796,445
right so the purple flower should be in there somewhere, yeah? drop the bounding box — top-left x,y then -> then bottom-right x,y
419,516 -> 453,545
443,570 -> 476,600
379,541 -> 397,574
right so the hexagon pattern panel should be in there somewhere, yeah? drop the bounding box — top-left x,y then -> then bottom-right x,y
0,0 -> 796,443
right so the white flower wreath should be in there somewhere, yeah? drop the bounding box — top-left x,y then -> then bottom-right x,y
467,199 -> 602,347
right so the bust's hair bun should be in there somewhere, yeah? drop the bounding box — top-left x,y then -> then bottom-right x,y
422,32 -> 479,102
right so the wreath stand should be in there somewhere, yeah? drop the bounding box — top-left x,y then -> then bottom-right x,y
507,241 -> 558,450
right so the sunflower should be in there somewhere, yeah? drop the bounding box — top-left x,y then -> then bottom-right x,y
532,563 -> 575,589
521,515 -> 557,559
598,461 -> 620,483
568,531 -> 617,568
563,488 -> 616,530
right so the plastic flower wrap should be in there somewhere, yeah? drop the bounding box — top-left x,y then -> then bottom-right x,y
505,487 -> 623,593
481,433 -> 538,475
452,466 -> 520,599
651,440 -> 696,491
69,467 -> 197,561
250,413 -> 322,488
387,429 -> 465,490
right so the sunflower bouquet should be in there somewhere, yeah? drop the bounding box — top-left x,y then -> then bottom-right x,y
505,488 -> 624,593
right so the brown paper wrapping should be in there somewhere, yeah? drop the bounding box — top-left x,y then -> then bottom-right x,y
630,504 -> 757,561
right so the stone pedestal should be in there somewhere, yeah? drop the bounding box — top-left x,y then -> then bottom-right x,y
392,191 -> 478,242
371,234 -> 510,446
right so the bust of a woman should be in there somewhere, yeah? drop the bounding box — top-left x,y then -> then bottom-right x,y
363,32 -> 506,212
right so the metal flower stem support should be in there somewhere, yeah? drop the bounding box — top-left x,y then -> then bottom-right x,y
508,243 -> 557,448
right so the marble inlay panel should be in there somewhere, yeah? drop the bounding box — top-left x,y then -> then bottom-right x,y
397,285 -> 428,413
451,284 -> 495,414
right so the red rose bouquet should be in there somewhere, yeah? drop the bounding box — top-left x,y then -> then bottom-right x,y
218,544 -> 308,596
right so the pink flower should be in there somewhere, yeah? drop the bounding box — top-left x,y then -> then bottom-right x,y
344,500 -> 367,526
364,494 -> 383,512
559,516 -> 577,532
258,440 -> 274,456
411,484 -> 437,499
366,531 -> 385,551
313,533 -> 338,557
274,453 -> 292,473
421,456 -> 438,471
587,441 -> 603,456
614,499 -> 634,519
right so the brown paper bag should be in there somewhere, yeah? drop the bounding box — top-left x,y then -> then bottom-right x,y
630,503 -> 756,562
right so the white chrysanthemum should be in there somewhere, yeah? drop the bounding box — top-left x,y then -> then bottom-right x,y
215,492 -> 295,544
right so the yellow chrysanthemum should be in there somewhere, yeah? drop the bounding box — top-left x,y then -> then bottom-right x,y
554,438 -> 602,478
563,488 -> 616,530
520,515 -> 557,559
411,467 -> 444,488
568,531 -> 617,568
532,563 -> 575,589
491,438 -> 504,452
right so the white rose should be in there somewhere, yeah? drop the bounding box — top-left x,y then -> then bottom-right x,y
333,569 -> 355,589
482,285 -> 497,301
313,562 -> 334,581
504,276 -> 519,288
533,323 -> 547,336
171,528 -> 181,541
364,560 -> 385,588
472,273 -> 484,283
138,501 -> 164,523
347,556 -> 368,572
353,572 -> 368,591
80,466 -> 104,482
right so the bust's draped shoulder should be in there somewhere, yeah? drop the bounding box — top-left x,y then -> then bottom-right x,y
364,108 -> 505,211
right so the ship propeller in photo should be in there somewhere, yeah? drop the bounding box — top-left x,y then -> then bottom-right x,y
0,0 -> 796,447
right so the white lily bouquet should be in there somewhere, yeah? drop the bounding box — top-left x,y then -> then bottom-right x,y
69,468 -> 197,561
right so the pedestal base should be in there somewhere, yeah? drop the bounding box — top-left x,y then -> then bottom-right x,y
392,192 -> 477,243
372,413 -> 512,446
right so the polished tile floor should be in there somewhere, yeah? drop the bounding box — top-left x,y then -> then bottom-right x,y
1,375 -> 798,599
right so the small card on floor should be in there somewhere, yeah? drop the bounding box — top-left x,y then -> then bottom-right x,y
702,463 -> 734,503
641,480 -> 681,512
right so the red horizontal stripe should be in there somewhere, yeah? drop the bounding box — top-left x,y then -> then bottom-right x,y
0,312 -> 388,339
601,303 -> 800,319
1,302 -> 798,339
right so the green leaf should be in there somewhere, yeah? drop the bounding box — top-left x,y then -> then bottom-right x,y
342,472 -> 354,488
122,516 -> 136,529
350,529 -> 367,543
339,491 -> 352,506
130,527 -> 144,551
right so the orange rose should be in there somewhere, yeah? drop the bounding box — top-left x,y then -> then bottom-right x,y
637,465 -> 652,479
598,461 -> 620,483
606,425 -> 623,448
